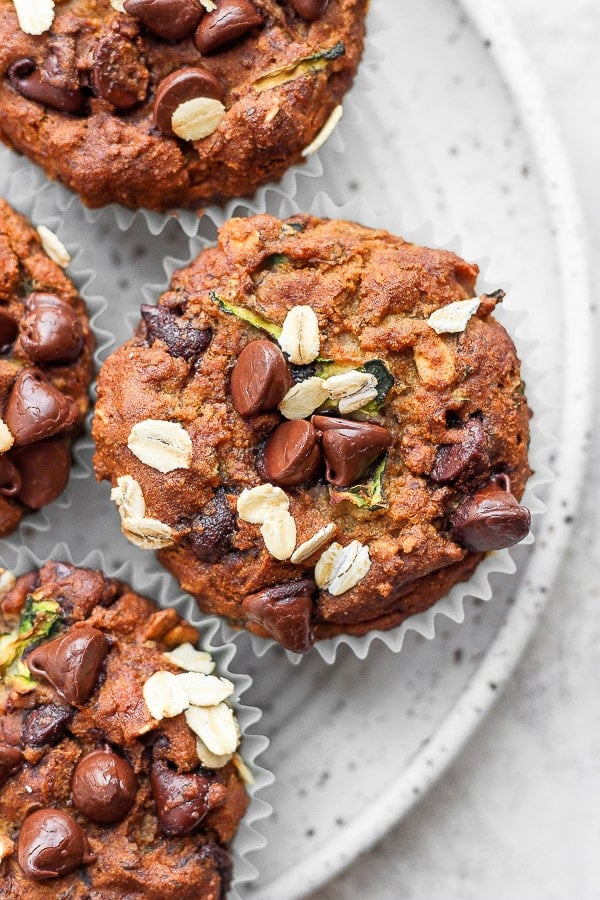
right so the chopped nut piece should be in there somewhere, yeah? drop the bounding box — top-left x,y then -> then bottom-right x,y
163,642 -> 215,674
128,419 -> 193,473
315,540 -> 371,595
199,0 -> 216,9
143,670 -> 189,721
427,298 -> 481,334
184,703 -> 239,756
260,508 -> 296,560
279,377 -> 328,420
290,523 -> 336,564
109,0 -> 125,9
36,225 -> 71,268
302,104 -> 343,157
12,0 -> 55,35
171,97 -> 226,142
278,306 -> 320,365
177,672 -> 234,706
196,737 -> 232,769
0,419 -> 14,454
237,483 -> 289,524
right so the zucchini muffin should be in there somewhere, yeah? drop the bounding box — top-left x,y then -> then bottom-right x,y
0,199 -> 93,536
0,0 -> 366,211
93,214 -> 531,653
0,561 -> 249,897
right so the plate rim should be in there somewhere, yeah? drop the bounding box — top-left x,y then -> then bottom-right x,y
258,0 -> 594,896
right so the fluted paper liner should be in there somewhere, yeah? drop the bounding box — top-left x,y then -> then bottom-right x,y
0,541 -> 273,898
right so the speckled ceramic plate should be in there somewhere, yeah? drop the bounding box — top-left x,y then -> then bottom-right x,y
0,0 -> 592,897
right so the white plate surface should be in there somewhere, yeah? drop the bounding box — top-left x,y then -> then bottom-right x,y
0,0 -> 592,897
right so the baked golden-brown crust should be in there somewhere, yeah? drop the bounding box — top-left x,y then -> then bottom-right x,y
93,214 -> 531,647
0,0 -> 367,211
0,561 -> 248,898
0,198 -> 93,536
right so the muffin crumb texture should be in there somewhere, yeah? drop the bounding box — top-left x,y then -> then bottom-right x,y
0,561 -> 248,898
93,214 -> 532,652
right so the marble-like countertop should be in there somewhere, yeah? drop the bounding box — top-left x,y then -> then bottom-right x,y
312,1 -> 600,897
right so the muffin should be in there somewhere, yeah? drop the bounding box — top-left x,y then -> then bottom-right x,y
0,199 -> 93,536
0,560 -> 249,897
93,214 -> 532,653
0,0 -> 366,212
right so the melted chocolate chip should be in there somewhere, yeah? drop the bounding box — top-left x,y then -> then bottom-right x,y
262,420 -> 321,486
124,0 -> 204,41
290,0 -> 329,21
22,704 -> 73,747
430,418 -> 490,484
312,416 -> 392,487
189,491 -> 236,562
141,304 -> 213,362
0,456 -> 22,497
72,749 -> 137,824
17,809 -> 95,880
8,59 -> 84,113
230,339 -> 290,417
25,292 -> 71,312
27,625 -> 109,707
4,368 -> 79,447
150,760 -> 226,836
0,743 -> 23,786
91,35 -> 149,111
450,476 -> 531,551
153,67 -> 223,138
242,580 -> 316,653
0,309 -> 18,347
12,441 -> 70,509
21,304 -> 84,364
195,0 -> 263,54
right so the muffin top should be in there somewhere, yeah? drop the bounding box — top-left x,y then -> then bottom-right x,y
0,561 -> 249,898
0,0 -> 366,210
0,199 -> 93,537
93,214 -> 531,652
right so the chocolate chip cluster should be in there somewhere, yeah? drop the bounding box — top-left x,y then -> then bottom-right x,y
9,0 -> 332,141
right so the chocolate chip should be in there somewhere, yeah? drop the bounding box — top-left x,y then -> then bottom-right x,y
27,625 -> 109,707
8,59 -> 84,113
153,67 -> 223,138
72,749 -> 137,824
189,491 -> 236,562
124,0 -> 204,41
12,440 -> 70,509
430,418 -> 490,484
91,35 -> 149,110
194,0 -> 262,54
289,0 -> 329,21
312,416 -> 392,487
17,809 -> 95,880
150,760 -> 227,836
0,456 -> 22,497
242,580 -> 316,653
230,339 -> 290,417
22,704 -> 73,747
0,743 -> 23,786
21,303 -> 84,363
25,292 -> 71,312
4,368 -> 79,447
141,304 -> 213,362
261,420 -> 321,487
450,475 -> 531,551
0,309 -> 18,347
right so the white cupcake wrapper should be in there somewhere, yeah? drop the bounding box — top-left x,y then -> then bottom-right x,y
84,188 -> 553,666
0,540 -> 273,898
0,1 -> 383,237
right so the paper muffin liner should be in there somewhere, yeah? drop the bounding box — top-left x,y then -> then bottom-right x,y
0,164 -> 111,547
86,188 -> 553,666
0,0 -> 383,238
0,539 -> 274,898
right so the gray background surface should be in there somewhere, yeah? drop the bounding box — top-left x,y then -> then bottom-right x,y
312,1 -> 600,897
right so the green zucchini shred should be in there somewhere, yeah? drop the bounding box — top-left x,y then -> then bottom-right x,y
329,455 -> 388,511
211,291 -> 282,339
254,42 -> 346,93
